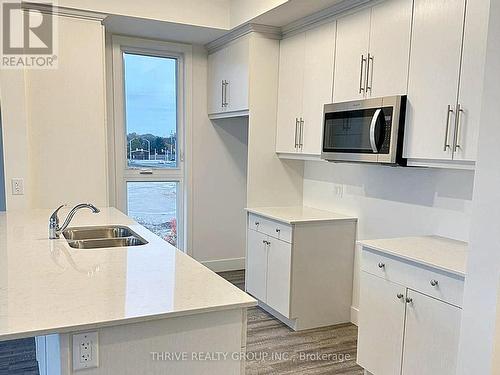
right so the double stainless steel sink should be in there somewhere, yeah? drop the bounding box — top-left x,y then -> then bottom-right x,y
63,225 -> 148,249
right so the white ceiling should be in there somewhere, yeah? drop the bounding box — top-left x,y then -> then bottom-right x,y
104,16 -> 227,45
250,0 -> 347,27
104,0 -> 353,45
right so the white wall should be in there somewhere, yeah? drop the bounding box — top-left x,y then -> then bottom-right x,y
457,0 -> 500,372
1,16 -> 109,210
25,16 -> 108,209
303,161 -> 474,318
0,105 -> 5,211
0,70 -> 31,210
29,0 -> 231,30
191,46 -> 248,267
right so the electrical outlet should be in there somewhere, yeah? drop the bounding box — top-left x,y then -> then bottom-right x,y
72,332 -> 99,371
11,178 -> 24,195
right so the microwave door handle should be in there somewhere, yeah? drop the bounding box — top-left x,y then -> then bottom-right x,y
370,109 -> 382,153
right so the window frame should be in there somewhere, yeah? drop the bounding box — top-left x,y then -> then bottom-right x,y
109,35 -> 192,251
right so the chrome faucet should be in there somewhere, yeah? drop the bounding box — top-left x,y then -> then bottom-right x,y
49,203 -> 100,239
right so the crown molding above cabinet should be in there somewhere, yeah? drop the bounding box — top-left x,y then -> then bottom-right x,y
205,23 -> 282,54
22,2 -> 107,21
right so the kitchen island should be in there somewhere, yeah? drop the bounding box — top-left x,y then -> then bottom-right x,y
0,207 -> 256,374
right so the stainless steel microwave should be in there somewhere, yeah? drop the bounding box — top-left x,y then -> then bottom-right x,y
321,95 -> 407,166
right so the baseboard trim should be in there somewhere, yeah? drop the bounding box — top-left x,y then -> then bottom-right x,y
201,257 -> 245,272
351,306 -> 359,326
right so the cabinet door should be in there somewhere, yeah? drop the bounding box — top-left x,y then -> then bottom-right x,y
276,32 -> 305,153
402,290 -> 461,375
266,238 -> 292,317
453,0 -> 490,162
368,0 -> 412,98
301,22 -> 335,155
225,37 -> 249,113
246,229 -> 268,302
333,8 -> 371,103
208,48 -> 227,114
357,272 -> 406,375
404,0 -> 465,160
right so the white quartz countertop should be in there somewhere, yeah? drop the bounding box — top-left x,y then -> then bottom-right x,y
359,236 -> 468,277
245,206 -> 357,224
0,208 -> 256,341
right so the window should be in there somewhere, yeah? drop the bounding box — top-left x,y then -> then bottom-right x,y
124,53 -> 178,169
111,37 -> 190,250
127,181 -> 178,245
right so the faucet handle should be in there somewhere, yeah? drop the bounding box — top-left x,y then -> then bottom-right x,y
49,204 -> 66,226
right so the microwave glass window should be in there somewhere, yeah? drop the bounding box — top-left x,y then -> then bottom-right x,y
323,108 -> 392,154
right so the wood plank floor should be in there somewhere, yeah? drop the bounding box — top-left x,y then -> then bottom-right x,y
218,270 -> 364,375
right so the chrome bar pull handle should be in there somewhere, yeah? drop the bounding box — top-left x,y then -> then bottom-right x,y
223,80 -> 229,107
444,105 -> 453,151
366,53 -> 373,93
359,55 -> 366,94
299,118 -> 304,149
454,104 -> 464,151
221,80 -> 225,108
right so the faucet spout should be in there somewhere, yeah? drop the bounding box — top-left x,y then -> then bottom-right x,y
49,203 -> 100,239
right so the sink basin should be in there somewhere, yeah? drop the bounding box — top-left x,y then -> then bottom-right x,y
67,237 -> 147,249
63,225 -> 135,241
63,225 -> 148,249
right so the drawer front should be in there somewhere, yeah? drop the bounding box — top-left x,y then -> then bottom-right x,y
248,213 -> 292,243
362,248 -> 465,307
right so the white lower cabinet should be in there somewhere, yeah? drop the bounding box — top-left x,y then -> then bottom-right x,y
246,229 -> 268,302
265,238 -> 291,317
246,210 -> 357,331
358,272 -> 406,375
402,290 -> 461,375
357,247 -> 464,375
246,228 -> 291,316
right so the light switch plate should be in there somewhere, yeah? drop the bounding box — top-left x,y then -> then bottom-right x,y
72,331 -> 99,371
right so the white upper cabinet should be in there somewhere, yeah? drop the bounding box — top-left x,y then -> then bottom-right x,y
208,47 -> 227,115
301,22 -> 336,155
333,0 -> 412,103
453,0 -> 490,162
207,37 -> 249,118
368,0 -> 412,98
404,0 -> 465,162
276,32 -> 305,154
276,22 -> 335,156
404,0 -> 488,166
333,9 -> 371,103
225,37 -> 250,113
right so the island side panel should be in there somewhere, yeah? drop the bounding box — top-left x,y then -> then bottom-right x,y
59,309 -> 246,375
